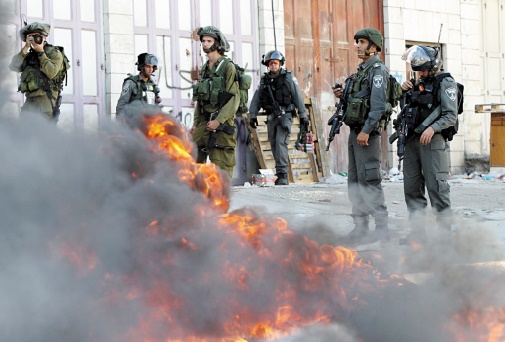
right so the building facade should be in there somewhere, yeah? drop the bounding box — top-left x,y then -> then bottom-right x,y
3,0 -> 503,175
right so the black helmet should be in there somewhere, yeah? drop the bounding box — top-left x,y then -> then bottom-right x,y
402,45 -> 443,72
136,53 -> 158,71
262,50 -> 285,66
354,28 -> 383,51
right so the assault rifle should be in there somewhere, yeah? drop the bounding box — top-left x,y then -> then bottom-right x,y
388,79 -> 415,171
326,76 -> 353,151
202,91 -> 235,153
265,84 -> 289,131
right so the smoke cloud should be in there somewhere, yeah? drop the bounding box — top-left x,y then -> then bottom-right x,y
2,2 -> 505,341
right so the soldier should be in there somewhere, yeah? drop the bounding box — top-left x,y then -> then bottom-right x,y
190,26 -> 240,179
333,28 -> 390,243
248,50 -> 308,185
116,53 -> 162,121
398,45 -> 458,244
9,22 -> 66,121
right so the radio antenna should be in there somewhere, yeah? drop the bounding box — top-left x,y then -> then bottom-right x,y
271,0 -> 277,50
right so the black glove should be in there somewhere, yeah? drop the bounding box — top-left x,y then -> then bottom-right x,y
250,118 -> 258,129
301,117 -> 310,126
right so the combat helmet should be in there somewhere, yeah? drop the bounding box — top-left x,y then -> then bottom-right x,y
196,26 -> 230,54
354,28 -> 383,51
136,53 -> 159,71
402,45 -> 443,72
261,50 -> 286,66
19,22 -> 50,41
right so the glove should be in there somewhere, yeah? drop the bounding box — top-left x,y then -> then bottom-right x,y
301,117 -> 310,126
250,118 -> 258,129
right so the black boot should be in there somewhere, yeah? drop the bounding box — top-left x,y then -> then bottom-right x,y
275,173 -> 289,185
340,217 -> 369,244
373,214 -> 390,242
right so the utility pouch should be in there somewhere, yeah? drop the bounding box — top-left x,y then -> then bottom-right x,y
344,97 -> 367,126
209,76 -> 223,105
20,71 -> 38,93
197,79 -> 210,101
191,83 -> 199,101
239,73 -> 252,90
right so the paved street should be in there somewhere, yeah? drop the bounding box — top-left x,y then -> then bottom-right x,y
229,178 -> 505,276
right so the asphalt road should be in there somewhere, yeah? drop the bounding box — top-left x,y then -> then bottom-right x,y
229,178 -> 505,276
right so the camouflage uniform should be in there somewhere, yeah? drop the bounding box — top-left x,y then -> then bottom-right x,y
9,22 -> 64,120
192,26 -> 240,178
192,56 -> 240,177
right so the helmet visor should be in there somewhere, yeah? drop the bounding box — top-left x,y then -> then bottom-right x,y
144,55 -> 158,66
401,46 -> 432,68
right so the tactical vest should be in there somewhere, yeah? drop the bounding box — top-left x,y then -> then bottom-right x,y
343,61 -> 383,128
192,59 -> 228,108
125,74 -> 157,105
403,74 -> 448,135
259,70 -> 293,113
19,44 -> 67,94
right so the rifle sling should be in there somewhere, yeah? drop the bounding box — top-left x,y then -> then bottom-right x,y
413,105 -> 441,134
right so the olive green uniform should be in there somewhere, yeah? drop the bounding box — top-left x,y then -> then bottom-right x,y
9,44 -> 64,120
192,56 -> 240,177
403,76 -> 458,229
344,55 -> 389,230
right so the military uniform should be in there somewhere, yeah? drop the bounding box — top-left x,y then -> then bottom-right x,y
192,56 -> 240,177
344,55 -> 389,232
9,23 -> 64,120
249,68 -> 307,178
116,74 -> 159,118
402,75 -> 458,230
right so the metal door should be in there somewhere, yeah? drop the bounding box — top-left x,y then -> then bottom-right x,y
133,0 -> 259,129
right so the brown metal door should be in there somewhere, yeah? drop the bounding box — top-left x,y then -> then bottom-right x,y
490,113 -> 505,166
284,0 -> 384,173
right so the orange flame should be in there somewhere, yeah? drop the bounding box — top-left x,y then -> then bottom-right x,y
450,307 -> 505,342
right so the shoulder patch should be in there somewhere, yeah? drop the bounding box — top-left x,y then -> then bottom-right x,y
445,87 -> 457,102
373,75 -> 384,88
292,76 -> 299,86
121,82 -> 130,96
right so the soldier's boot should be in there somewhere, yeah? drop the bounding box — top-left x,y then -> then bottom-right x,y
373,214 -> 390,242
341,216 -> 369,243
399,219 -> 427,245
275,173 -> 289,186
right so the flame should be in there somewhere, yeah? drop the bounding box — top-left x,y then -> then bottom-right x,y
450,307 -> 505,342
54,112 -> 418,340
140,114 -> 229,213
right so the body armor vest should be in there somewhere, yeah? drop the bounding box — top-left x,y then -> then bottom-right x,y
343,62 -> 378,128
125,74 -> 157,105
404,76 -> 441,134
259,70 -> 293,113
192,59 -> 227,108
19,44 -> 65,94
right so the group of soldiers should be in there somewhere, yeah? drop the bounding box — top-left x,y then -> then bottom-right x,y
11,22 -> 458,246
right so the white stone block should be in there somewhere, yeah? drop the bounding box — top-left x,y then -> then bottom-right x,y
103,0 -> 133,15
105,34 -> 135,54
105,14 -> 134,35
384,23 -> 404,40
107,53 -> 136,75
384,7 -> 403,24
444,0 -> 461,15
